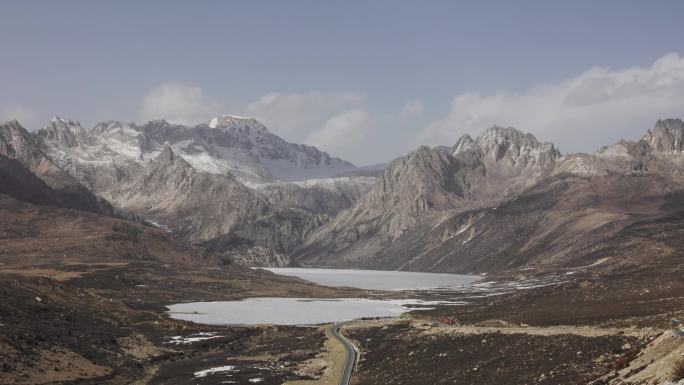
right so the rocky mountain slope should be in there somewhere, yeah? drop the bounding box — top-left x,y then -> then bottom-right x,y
0,116 -> 372,265
24,116 -> 370,259
0,155 -> 63,207
100,144 -> 325,253
254,177 -> 375,216
295,120 -> 684,273
0,120 -> 116,215
295,126 -> 562,267
102,145 -> 270,240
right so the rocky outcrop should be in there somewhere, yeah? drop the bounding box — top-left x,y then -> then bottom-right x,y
451,126 -> 562,202
223,246 -> 291,267
643,118 -> 684,154
37,117 -> 88,148
556,120 -> 684,178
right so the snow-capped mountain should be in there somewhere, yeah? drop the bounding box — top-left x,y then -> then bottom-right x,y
37,115 -> 357,188
26,115 -> 368,260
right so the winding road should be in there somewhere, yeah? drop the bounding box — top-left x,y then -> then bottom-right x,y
331,322 -> 357,385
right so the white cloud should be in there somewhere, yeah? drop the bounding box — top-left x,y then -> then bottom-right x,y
420,52 -> 684,152
397,99 -> 424,119
0,103 -> 37,128
305,109 -> 370,155
139,82 -> 222,126
247,91 -> 364,135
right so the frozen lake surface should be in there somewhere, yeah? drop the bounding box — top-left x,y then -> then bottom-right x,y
262,267 -> 479,291
167,268 -> 479,325
167,297 -> 464,325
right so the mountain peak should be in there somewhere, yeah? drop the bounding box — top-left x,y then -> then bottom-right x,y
50,116 -> 80,126
91,120 -> 138,135
1,119 -> 27,132
452,134 -> 475,155
158,143 -> 175,163
152,143 -> 192,170
480,125 -> 532,141
643,118 -> 684,153
146,119 -> 170,127
208,114 -> 262,130
38,117 -> 86,148
475,125 -> 561,163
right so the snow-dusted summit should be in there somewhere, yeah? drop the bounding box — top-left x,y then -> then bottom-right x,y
36,115 -> 357,187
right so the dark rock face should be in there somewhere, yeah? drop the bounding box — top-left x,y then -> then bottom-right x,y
0,155 -> 59,206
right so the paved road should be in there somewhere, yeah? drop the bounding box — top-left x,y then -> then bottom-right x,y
331,322 -> 357,385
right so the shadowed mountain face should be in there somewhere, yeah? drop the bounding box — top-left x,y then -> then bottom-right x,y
0,121 -> 116,215
0,155 -> 60,206
294,121 -> 684,273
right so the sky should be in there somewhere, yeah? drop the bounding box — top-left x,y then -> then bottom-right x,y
1,1 -> 684,165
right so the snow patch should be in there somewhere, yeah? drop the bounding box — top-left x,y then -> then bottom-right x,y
166,332 -> 223,344
194,366 -> 237,378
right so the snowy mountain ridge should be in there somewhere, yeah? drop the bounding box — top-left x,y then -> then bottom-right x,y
36,115 -> 357,185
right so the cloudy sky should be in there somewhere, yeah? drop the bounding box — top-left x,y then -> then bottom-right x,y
2,1 -> 684,165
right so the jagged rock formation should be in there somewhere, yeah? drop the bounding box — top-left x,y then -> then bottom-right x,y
556,119 -> 684,178
451,126 -> 562,202
295,121 -> 684,272
643,118 -> 684,154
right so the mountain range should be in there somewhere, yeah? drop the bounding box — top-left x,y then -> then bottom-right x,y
2,115 -> 683,273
